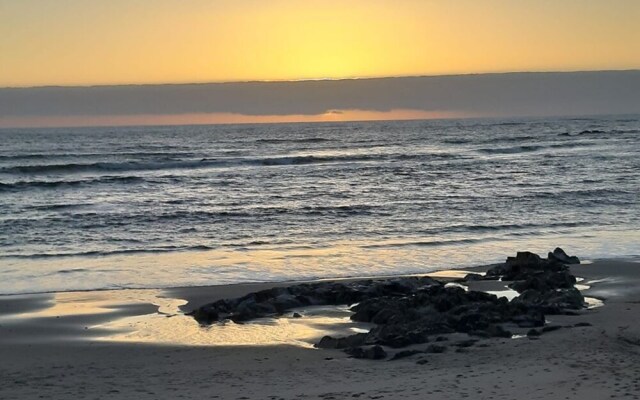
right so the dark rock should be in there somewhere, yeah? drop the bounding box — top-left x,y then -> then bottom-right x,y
463,273 -> 484,281
574,322 -> 592,327
548,247 -> 580,265
390,350 -> 423,360
513,287 -> 584,313
527,329 -> 541,337
316,333 -> 367,349
511,311 -> 545,328
292,312 -> 302,318
509,270 -> 576,293
190,248 -> 586,361
424,344 -> 447,353
469,330 -> 491,338
346,345 -> 387,360
542,325 -> 562,333
486,324 -> 512,338
454,339 -> 478,348
416,358 -> 429,365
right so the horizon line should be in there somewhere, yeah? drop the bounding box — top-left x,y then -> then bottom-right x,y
2,112 -> 637,131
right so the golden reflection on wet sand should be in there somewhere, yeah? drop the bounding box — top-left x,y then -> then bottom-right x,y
94,304 -> 371,348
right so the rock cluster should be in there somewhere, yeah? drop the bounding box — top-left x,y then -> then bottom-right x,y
189,248 -> 584,360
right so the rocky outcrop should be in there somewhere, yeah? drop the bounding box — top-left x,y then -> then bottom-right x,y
189,276 -> 440,324
190,248 -> 585,360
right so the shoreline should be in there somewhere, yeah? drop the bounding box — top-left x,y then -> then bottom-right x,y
1,256 -> 640,399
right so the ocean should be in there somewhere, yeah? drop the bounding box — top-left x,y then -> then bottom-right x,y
1,116 -> 639,295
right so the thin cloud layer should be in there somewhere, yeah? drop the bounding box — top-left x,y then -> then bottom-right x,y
1,71 -> 639,124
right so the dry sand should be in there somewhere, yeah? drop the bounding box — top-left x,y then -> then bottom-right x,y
1,259 -> 639,400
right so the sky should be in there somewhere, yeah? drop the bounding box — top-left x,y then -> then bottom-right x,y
1,0 -> 639,127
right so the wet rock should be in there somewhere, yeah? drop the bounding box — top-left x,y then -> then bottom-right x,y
316,333 -> 367,349
548,247 -> 580,265
513,287 -> 584,313
463,273 -> 484,281
190,248 -> 587,361
509,270 -> 576,293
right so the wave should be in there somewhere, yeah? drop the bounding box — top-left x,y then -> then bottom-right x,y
476,140 -> 598,155
559,128 -> 640,137
0,244 -> 217,259
477,145 -> 544,154
255,137 -> 335,144
0,176 -> 144,192
0,151 -> 198,161
1,152 -> 458,175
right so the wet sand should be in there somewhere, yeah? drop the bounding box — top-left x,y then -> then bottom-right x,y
1,259 -> 639,399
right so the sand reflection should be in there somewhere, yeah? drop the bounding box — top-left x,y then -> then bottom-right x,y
94,304 -> 372,348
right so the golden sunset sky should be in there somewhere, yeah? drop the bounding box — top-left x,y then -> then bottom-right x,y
1,0 -> 639,127
2,0 -> 639,87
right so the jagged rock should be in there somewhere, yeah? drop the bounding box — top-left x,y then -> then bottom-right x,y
509,270 -> 576,293
548,247 -> 580,265
513,287 -> 584,313
189,249 -> 587,361
463,273 -> 484,281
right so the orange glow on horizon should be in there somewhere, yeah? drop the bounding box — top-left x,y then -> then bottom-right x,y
0,109 -> 468,129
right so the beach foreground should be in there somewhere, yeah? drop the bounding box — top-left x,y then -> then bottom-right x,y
1,259 -> 639,400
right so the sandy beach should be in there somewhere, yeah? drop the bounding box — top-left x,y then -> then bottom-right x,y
1,258 -> 639,400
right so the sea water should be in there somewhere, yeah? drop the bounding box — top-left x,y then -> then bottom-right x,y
1,116 -> 639,294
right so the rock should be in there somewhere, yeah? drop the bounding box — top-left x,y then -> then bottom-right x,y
190,248 -> 586,361
463,273 -> 484,281
390,349 -> 423,360
511,311 -> 545,328
486,324 -> 512,338
424,344 -> 447,354
316,333 -> 367,349
527,329 -> 541,337
346,345 -> 387,360
454,339 -> 478,348
548,247 -> 580,265
574,322 -> 592,327
509,270 -> 576,293
542,325 -> 562,333
513,287 -> 584,313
